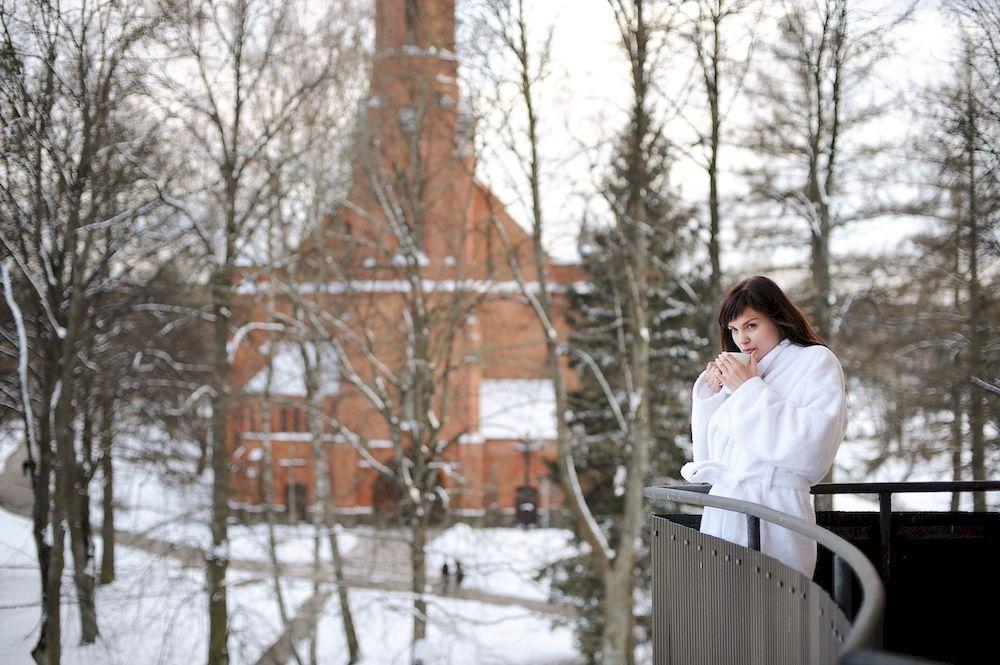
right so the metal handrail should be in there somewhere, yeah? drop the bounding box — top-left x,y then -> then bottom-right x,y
644,484 -> 885,654
811,480 -> 1000,495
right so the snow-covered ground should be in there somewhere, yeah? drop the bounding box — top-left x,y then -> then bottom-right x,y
102,431 -> 585,597
0,503 -> 583,665
300,588 -> 580,665
102,432 -> 361,565
0,506 -> 316,665
0,431 -> 586,665
426,523 -> 581,602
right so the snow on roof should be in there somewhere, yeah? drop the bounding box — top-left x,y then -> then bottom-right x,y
478,379 -> 557,440
243,342 -> 339,397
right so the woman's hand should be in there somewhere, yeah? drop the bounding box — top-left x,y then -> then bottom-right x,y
705,362 -> 724,393
715,350 -> 759,392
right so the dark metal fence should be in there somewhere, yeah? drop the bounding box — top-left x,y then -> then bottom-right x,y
810,480 -> 1000,590
811,480 -> 1000,663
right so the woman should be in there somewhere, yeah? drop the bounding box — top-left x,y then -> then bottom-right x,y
682,275 -> 847,578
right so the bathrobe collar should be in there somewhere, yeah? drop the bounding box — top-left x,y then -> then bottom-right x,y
756,338 -> 792,380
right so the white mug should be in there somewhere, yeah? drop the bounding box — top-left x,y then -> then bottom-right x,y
725,352 -> 751,366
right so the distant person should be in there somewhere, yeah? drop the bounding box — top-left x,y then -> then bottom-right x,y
454,560 -> 464,588
683,275 -> 847,578
440,561 -> 451,593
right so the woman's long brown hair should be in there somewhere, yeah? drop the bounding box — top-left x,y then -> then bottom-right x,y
717,276 -> 828,352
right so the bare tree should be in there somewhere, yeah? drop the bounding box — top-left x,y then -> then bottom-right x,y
948,0 -> 1000,510
247,82 -> 365,658
739,0 -> 914,507
471,1 -> 691,662
470,0 -> 599,561
282,90 -> 488,646
0,1 -> 166,660
679,0 -> 760,351
831,4 -> 998,510
902,22 -> 999,509
744,0 -> 907,335
151,1 -> 351,660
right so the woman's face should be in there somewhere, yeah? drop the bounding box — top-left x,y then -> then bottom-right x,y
726,307 -> 782,358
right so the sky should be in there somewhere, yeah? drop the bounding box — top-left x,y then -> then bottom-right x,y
459,0 -> 964,266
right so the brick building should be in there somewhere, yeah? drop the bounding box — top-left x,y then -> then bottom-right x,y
227,0 -> 582,523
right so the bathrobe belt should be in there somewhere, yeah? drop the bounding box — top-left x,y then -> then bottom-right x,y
679,460 -> 811,493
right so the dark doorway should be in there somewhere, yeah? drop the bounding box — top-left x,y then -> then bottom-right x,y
284,482 -> 308,521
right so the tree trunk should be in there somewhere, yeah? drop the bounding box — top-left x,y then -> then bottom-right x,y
951,235 -> 964,512
65,458 -> 99,643
964,79 -> 986,511
54,238 -> 100,644
411,510 -> 429,641
41,509 -> 66,665
950,386 -> 963,511
208,263 -> 232,665
100,399 -> 116,584
706,11 -> 723,353
69,394 -> 99,642
603,327 -> 651,665
38,364 -> 68,662
310,530 -> 320,665
302,347 -> 360,662
308,453 -> 360,663
325,526 -> 358,658
259,342 -> 304,665
264,482 -> 303,665
809,131 -> 836,513
29,358 -> 55,665
602,556 -> 636,665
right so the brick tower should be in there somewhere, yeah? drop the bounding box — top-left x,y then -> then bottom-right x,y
228,0 -> 582,523
339,0 -> 476,274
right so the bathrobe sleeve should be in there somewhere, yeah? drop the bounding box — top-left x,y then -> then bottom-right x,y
717,346 -> 847,483
691,370 -> 729,463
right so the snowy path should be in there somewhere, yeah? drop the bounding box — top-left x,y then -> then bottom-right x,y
0,442 -> 572,618
253,587 -> 335,665
251,532 -> 576,663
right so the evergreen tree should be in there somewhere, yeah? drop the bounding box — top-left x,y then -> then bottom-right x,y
543,119 -> 713,662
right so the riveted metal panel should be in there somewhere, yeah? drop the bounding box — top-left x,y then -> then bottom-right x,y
651,514 -> 849,665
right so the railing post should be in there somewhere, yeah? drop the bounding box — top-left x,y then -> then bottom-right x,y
833,553 -> 853,620
746,515 -> 761,551
878,491 -> 892,582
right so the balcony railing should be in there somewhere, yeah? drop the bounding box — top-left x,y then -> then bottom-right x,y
647,481 -> 1000,663
644,484 -> 885,665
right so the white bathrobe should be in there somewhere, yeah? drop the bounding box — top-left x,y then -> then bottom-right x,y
681,338 -> 847,578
